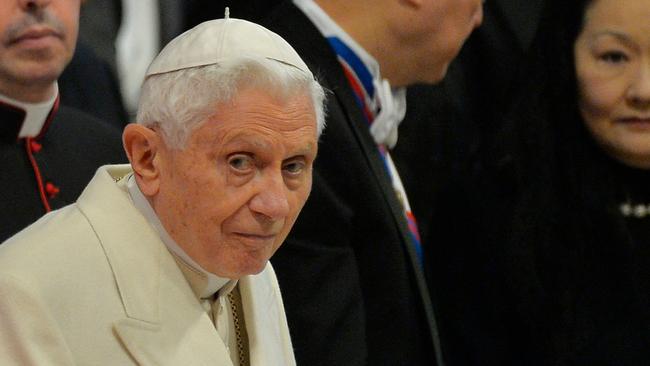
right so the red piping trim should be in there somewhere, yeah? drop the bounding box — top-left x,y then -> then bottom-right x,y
25,137 -> 51,213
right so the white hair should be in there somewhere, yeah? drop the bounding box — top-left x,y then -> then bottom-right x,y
136,57 -> 326,149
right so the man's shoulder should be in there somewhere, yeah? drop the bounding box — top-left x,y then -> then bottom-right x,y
54,105 -> 122,136
45,105 -> 126,163
0,165 -> 131,274
263,4 -> 367,127
0,203 -> 92,274
262,3 -> 334,71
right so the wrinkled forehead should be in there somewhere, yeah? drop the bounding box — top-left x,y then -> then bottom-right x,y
194,90 -> 317,141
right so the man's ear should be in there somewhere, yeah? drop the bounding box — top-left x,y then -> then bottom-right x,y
122,124 -> 163,197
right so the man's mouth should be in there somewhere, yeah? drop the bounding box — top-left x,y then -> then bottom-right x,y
8,27 -> 61,46
233,232 -> 278,247
236,233 -> 276,240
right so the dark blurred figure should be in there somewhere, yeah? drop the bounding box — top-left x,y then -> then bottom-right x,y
75,0 -> 194,119
58,41 -> 127,129
186,0 -> 282,26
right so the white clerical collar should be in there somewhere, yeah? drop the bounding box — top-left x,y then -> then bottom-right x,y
293,0 -> 407,148
0,84 -> 58,138
126,174 -> 236,298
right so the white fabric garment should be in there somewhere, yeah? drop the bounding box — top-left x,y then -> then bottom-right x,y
116,0 -> 161,116
0,85 -> 58,138
372,79 -> 406,148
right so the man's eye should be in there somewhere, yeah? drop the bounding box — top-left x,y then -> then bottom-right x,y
228,155 -> 253,171
283,161 -> 305,175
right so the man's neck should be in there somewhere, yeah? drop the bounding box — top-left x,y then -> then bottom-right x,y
0,82 -> 57,104
311,0 -> 410,87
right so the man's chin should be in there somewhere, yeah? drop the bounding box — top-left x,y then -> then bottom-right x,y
239,257 -> 270,277
421,67 -> 448,85
0,68 -> 59,102
19,66 -> 64,85
7,60 -> 62,82
208,257 -> 270,279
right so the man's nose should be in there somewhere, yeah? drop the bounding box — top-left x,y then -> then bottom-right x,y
249,173 -> 290,221
626,63 -> 650,108
19,0 -> 52,11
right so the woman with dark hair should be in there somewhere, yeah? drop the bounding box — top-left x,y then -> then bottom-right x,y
425,0 -> 650,364
475,0 -> 650,363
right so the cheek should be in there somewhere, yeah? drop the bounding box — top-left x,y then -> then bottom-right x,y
192,185 -> 234,228
578,74 -> 624,120
215,186 -> 260,230
165,168 -> 225,228
281,186 -> 311,223
57,3 -> 80,49
0,16 -> 7,36
294,179 -> 313,209
437,10 -> 475,59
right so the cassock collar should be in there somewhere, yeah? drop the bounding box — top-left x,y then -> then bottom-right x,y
126,174 -> 236,299
0,84 -> 58,143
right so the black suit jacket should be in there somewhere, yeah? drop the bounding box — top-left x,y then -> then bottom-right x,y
59,41 -> 128,130
0,105 -> 126,242
263,3 -> 442,365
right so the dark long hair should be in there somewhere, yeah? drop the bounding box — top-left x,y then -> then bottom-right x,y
488,0 -> 648,362
503,0 -> 592,187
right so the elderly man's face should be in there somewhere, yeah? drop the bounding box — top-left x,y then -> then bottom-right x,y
153,87 -> 318,279
0,0 -> 80,102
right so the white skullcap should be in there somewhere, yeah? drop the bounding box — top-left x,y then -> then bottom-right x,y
145,15 -> 312,78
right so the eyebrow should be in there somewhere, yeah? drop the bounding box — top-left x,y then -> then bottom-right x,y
221,135 -> 316,156
289,143 -> 317,158
588,30 -> 638,48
